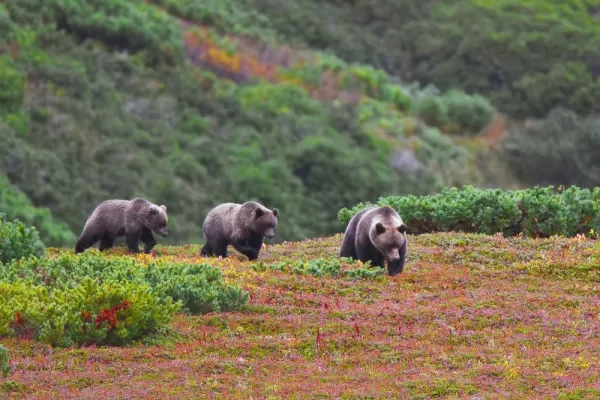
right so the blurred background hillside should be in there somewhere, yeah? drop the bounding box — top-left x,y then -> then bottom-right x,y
1,0 -> 599,246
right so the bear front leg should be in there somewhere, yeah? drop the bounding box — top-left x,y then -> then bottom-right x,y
140,228 -> 157,254
126,229 -> 142,253
232,239 -> 259,261
99,235 -> 115,251
248,232 -> 265,257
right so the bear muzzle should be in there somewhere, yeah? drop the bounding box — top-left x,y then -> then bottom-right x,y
386,249 -> 400,261
265,229 -> 275,239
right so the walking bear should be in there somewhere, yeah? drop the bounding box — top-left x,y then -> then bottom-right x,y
339,205 -> 407,276
74,198 -> 168,254
200,201 -> 278,261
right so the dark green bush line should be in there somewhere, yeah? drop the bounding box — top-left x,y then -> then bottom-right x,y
0,251 -> 249,346
0,213 -> 45,265
252,257 -> 386,280
338,185 -> 600,239
0,175 -> 75,247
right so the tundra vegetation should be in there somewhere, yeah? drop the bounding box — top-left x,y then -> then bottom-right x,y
2,0 -> 600,398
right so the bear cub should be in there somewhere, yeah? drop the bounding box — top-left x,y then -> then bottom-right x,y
75,198 -> 168,254
339,205 -> 407,276
200,201 -> 278,261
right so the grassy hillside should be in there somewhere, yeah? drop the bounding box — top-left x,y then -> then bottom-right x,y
0,0 -> 503,247
215,0 -> 600,119
2,233 -> 600,398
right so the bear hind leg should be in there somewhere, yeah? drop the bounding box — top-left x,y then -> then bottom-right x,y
201,239 -> 228,258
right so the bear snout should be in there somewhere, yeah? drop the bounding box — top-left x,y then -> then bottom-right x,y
387,249 -> 400,261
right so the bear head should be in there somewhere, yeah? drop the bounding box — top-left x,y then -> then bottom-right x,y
369,210 -> 407,265
251,207 -> 278,239
148,204 -> 169,237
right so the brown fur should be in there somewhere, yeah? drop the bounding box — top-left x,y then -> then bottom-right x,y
339,205 -> 407,275
200,201 -> 278,260
74,198 -> 168,254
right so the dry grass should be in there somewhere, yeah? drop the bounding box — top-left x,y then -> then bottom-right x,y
2,232 -> 600,399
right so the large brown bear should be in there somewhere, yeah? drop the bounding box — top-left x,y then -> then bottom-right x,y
200,201 -> 278,261
339,205 -> 407,276
74,198 -> 168,254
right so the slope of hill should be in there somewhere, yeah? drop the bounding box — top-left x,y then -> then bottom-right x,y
216,0 -> 600,119
0,0 -> 500,246
2,232 -> 600,398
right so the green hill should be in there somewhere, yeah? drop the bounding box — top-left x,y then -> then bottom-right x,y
217,0 -> 600,119
0,0 -> 500,247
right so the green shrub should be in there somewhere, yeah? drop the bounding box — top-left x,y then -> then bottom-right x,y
338,185 -> 600,238
0,251 -> 249,315
0,251 -> 249,346
0,213 -> 45,265
252,257 -> 386,280
442,90 -> 494,134
0,344 -> 10,378
0,175 -> 76,247
0,278 -> 178,347
412,90 -> 494,135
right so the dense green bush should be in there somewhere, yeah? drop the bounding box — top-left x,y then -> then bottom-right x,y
0,175 -> 76,247
252,257 -> 386,280
0,279 -> 178,347
338,185 -> 600,238
0,251 -> 249,314
0,213 -> 45,264
501,108 -> 600,189
412,89 -> 495,135
0,251 -> 249,346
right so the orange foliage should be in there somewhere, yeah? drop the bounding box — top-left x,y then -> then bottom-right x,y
181,24 -> 362,105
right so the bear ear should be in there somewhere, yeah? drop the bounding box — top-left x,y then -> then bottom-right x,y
272,208 -> 278,217
375,222 -> 386,234
255,208 -> 264,219
398,224 -> 407,234
149,206 -> 158,216
160,205 -> 167,213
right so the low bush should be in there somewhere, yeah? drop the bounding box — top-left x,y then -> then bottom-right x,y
0,344 -> 10,378
0,213 -> 45,265
252,257 -> 386,280
0,279 -> 178,347
0,252 -> 250,346
0,252 -> 249,314
338,185 -> 600,238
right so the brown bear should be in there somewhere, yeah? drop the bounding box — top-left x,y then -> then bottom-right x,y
339,205 -> 407,276
74,198 -> 168,254
200,201 -> 278,261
